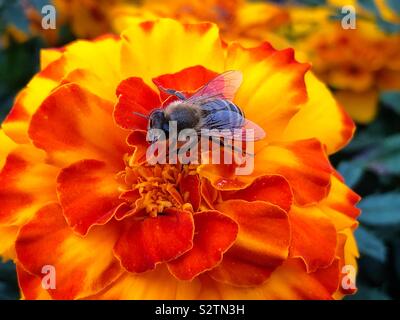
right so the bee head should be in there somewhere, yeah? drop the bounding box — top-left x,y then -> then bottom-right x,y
148,109 -> 169,142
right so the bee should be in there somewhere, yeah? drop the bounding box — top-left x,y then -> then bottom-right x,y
133,70 -> 266,145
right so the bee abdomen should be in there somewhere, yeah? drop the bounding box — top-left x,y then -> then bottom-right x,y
200,99 -> 245,130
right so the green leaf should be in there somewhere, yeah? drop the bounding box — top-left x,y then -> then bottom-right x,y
381,91 -> 400,115
355,226 -> 387,263
358,0 -> 380,15
364,134 -> 400,175
387,0 -> 400,15
338,161 -> 364,188
344,121 -> 386,152
0,261 -> 19,300
347,284 -> 391,300
358,192 -> 400,226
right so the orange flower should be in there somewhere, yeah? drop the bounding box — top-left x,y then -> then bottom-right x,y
286,4 -> 400,124
52,0 -> 128,38
111,0 -> 290,47
1,19 -> 359,300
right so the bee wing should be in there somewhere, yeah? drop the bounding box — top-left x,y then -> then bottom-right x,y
204,126 -> 265,142
187,70 -> 243,103
241,119 -> 267,141
199,109 -> 266,142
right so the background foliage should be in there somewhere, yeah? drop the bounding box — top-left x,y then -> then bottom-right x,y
0,0 -> 399,300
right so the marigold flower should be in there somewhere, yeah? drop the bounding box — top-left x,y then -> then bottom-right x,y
0,19 -> 360,300
111,0 -> 290,47
52,0 -> 127,39
285,3 -> 400,124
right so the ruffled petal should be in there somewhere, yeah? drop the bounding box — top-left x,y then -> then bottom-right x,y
179,173 -> 201,211
0,226 -> 18,260
211,258 -> 339,299
225,42 -> 310,141
210,200 -> 290,286
90,266 -> 204,300
40,48 -> 64,70
120,19 -> 225,84
114,208 -> 194,273
168,210 -> 238,280
61,35 -> 122,101
318,175 -> 360,231
0,146 -> 58,226
282,73 -> 355,154
113,77 -> 161,131
0,130 -> 17,170
16,203 -> 123,300
126,130 -> 149,164
222,175 -> 293,212
28,83 -> 130,167
2,58 -> 65,144
289,205 -> 337,272
17,264 -> 51,300
152,65 -> 218,101
198,139 -> 333,205
3,36 -> 122,144
57,159 -> 125,236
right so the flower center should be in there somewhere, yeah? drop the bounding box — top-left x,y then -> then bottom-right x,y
117,153 -> 197,218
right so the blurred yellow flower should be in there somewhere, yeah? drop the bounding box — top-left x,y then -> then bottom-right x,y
285,4 -> 400,124
53,0 -> 128,38
111,0 -> 290,47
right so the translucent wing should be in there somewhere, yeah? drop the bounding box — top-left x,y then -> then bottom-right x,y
187,70 -> 243,103
203,123 -> 266,141
241,119 -> 267,141
199,108 -> 266,142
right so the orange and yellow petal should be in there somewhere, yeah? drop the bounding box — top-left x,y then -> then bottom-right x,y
0,146 -> 58,226
211,258 -> 339,299
3,35 -> 121,144
210,200 -> 290,286
199,139 -> 333,206
179,174 -> 202,212
28,84 -> 130,167
113,208 -> 194,273
152,65 -> 218,101
282,73 -> 355,154
57,159 -> 125,236
114,77 -> 161,131
0,130 -> 17,170
90,265 -> 204,300
120,19 -> 225,85
222,175 -> 293,213
318,175 -> 361,231
168,210 -> 238,280
16,203 -> 122,300
17,264 -> 51,300
288,205 -> 337,272
0,226 -> 19,261
2,58 -> 65,144
226,43 -> 310,141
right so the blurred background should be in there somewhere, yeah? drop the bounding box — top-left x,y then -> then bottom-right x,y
0,0 -> 399,300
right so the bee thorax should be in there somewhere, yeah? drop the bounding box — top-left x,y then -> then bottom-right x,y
165,102 -> 202,131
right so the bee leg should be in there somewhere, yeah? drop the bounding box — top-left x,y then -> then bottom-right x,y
161,88 -> 186,100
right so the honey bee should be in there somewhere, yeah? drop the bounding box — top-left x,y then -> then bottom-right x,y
133,70 -> 266,144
